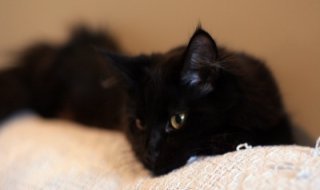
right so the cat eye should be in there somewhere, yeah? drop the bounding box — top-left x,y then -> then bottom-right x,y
170,113 -> 187,130
135,119 -> 145,130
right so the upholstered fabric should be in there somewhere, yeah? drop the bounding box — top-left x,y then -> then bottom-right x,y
0,114 -> 319,189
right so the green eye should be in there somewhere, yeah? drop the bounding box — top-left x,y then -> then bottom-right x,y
170,113 -> 187,130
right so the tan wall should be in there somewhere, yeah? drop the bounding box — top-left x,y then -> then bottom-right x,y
0,0 -> 319,143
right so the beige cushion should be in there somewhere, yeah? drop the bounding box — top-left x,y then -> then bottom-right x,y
0,114 -> 319,189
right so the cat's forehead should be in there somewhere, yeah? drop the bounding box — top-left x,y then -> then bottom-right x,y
139,48 -> 188,111
147,46 -> 186,83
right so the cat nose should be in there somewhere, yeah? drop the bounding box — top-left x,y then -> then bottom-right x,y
145,130 -> 162,163
148,151 -> 160,163
145,150 -> 160,165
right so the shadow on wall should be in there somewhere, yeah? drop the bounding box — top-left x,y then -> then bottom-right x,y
292,126 -> 314,146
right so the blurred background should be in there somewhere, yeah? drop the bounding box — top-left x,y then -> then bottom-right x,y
0,0 -> 319,144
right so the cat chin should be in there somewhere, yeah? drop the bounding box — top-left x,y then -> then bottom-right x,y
151,156 -> 199,176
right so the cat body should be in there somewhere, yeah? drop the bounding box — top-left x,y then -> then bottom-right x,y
0,26 -> 293,175
0,27 -> 125,128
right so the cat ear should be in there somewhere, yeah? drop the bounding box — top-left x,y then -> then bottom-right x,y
100,50 -> 149,88
181,28 -> 219,94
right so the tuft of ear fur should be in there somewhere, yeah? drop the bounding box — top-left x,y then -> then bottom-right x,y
181,28 -> 219,94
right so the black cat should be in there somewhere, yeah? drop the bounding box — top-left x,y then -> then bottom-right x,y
0,26 -> 293,176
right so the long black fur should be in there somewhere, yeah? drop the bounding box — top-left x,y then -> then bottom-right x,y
0,27 -> 125,128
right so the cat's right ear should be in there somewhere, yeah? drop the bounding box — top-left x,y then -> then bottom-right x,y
99,50 -> 149,88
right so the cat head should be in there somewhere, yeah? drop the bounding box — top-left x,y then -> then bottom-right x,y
103,28 -> 244,175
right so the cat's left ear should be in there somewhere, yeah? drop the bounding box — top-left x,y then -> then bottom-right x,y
100,50 -> 149,89
181,28 -> 219,94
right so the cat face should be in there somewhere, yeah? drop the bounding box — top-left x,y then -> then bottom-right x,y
104,28 -> 247,175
